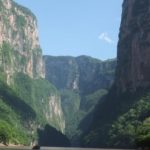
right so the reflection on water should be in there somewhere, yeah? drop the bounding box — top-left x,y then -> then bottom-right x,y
0,147 -> 134,150
0,148 -> 80,150
0,149 -> 106,150
0,148 -> 96,150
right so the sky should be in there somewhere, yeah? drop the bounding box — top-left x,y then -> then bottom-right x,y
14,0 -> 123,60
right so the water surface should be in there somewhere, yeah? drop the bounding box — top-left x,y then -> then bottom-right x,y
0,147 -> 134,150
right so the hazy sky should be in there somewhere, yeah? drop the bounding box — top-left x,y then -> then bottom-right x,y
14,0 -> 123,60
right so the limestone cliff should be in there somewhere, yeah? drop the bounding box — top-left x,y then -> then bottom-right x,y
115,0 -> 150,93
44,56 -> 79,91
76,56 -> 116,95
0,0 -> 65,143
81,0 -> 150,148
44,55 -> 116,141
44,55 -> 116,94
0,0 -> 44,84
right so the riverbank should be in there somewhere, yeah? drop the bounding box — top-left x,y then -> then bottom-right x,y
0,144 -> 30,149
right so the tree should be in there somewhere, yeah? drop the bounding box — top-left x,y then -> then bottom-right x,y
0,121 -> 11,145
136,117 -> 150,148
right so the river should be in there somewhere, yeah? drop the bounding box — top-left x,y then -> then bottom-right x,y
0,146 -> 134,150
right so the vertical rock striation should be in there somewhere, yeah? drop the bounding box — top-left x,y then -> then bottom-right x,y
44,55 -> 116,94
81,0 -> 150,148
44,55 -> 116,141
0,0 -> 45,84
115,0 -> 150,93
0,0 -> 65,137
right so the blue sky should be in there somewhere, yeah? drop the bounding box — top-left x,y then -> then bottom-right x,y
14,0 -> 123,60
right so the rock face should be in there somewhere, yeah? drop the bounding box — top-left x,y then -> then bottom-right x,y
80,0 -> 150,148
44,55 -> 116,141
0,0 -> 65,143
44,56 -> 79,91
0,0 -> 45,84
38,124 -> 71,147
47,95 -> 65,133
115,0 -> 150,93
76,56 -> 116,95
44,55 -> 116,94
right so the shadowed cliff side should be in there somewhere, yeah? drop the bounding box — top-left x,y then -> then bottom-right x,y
38,124 -> 71,147
80,0 -> 150,148
44,55 -> 116,143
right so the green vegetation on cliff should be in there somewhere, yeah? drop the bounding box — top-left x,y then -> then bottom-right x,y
12,1 -> 36,20
60,89 -> 81,138
13,72 -> 64,132
80,0 -> 150,148
81,87 -> 150,148
109,93 -> 150,148
136,117 -> 150,147
0,0 -> 66,145
1,41 -> 12,65
0,78 -> 35,145
44,55 -> 116,143
0,72 -> 64,145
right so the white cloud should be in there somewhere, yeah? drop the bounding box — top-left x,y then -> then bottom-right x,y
98,32 -> 114,44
